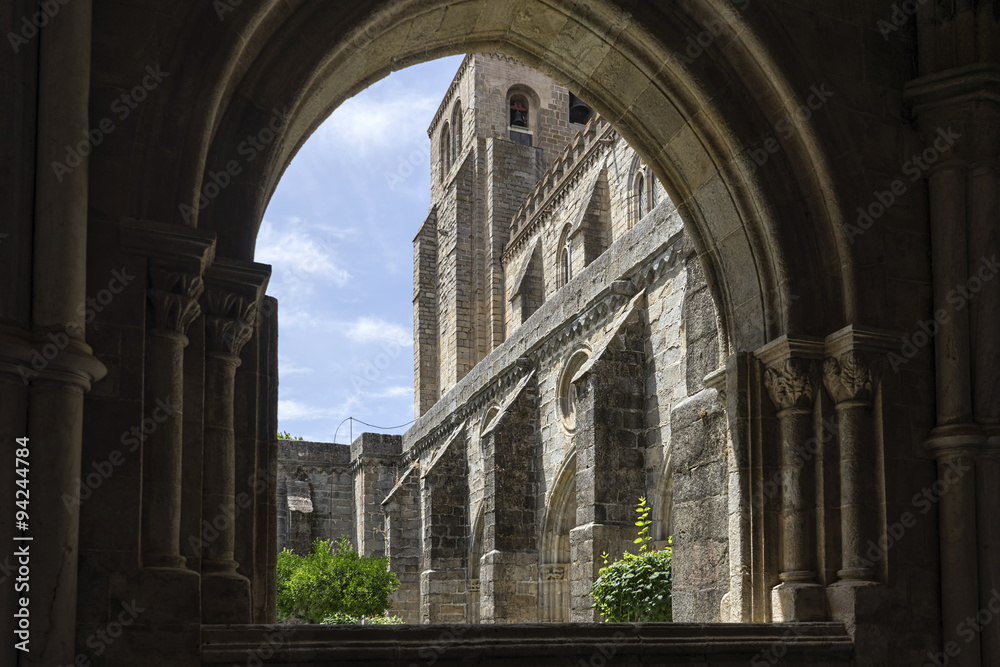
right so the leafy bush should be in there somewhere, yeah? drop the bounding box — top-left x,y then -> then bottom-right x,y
277,536 -> 400,623
322,611 -> 360,624
277,431 -> 304,441
320,612 -> 405,625
590,497 -> 672,622
362,614 -> 405,625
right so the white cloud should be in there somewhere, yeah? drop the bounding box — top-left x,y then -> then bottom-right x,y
278,355 -> 314,376
255,220 -> 351,287
366,385 -> 412,399
345,316 -> 413,346
279,399 -> 351,422
317,85 -> 438,153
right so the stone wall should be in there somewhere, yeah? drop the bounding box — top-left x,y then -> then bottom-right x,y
275,440 -> 354,555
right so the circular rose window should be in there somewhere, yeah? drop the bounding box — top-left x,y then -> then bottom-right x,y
558,348 -> 591,433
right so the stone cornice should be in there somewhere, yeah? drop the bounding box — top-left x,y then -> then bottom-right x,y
119,218 -> 216,276
904,63 -> 1000,117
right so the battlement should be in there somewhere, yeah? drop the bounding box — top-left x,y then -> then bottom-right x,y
503,115 -> 615,261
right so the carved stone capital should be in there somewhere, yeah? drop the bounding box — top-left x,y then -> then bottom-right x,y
823,351 -> 875,407
201,258 -> 271,357
202,288 -> 257,356
763,358 -> 818,413
148,267 -> 204,335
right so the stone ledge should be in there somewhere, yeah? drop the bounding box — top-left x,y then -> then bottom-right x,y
202,623 -> 854,665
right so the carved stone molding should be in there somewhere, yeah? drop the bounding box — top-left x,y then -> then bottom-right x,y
148,267 -> 204,335
763,358 -> 818,413
202,258 -> 271,357
203,288 -> 257,356
755,335 -> 825,413
540,564 -> 567,581
822,351 -> 874,406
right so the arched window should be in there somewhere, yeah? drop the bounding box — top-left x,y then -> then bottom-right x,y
568,92 -> 593,125
440,121 -> 451,177
558,225 -> 572,288
451,101 -> 463,158
508,93 -> 532,146
650,174 -> 658,207
636,173 -> 646,220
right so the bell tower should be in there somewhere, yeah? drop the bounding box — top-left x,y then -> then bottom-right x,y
413,53 -> 595,416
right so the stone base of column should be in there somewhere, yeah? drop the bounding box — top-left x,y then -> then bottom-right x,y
420,569 -> 468,623
480,550 -> 537,623
771,582 -> 828,622
570,522 -> 636,622
827,580 -> 890,667
202,571 -> 251,624
90,568 -> 201,667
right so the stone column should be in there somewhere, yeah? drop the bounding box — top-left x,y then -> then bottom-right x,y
480,373 -> 540,623
382,464 -> 421,624
570,315 -> 647,622
823,327 -> 897,666
906,67 -> 996,665
420,427 -> 469,624
120,220 -> 217,573
350,433 -> 403,557
926,163 -> 984,666
757,337 -> 826,622
200,260 -> 268,624
968,163 -> 1000,667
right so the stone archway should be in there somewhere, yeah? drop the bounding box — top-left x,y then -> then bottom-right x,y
137,0 -> 861,630
540,450 -> 576,622
114,0 -> 859,352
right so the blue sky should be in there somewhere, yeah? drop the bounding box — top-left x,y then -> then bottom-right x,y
257,55 -> 464,443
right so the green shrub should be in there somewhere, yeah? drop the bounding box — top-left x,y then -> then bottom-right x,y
320,612 -> 405,625
322,611 -> 360,624
589,497 -> 672,622
277,536 -> 400,623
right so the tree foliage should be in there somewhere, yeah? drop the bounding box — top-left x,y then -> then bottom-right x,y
277,536 -> 400,623
590,497 -> 672,622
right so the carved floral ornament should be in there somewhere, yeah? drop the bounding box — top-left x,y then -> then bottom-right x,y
203,288 -> 258,356
147,267 -> 205,334
823,351 -> 876,405
762,358 -> 817,411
